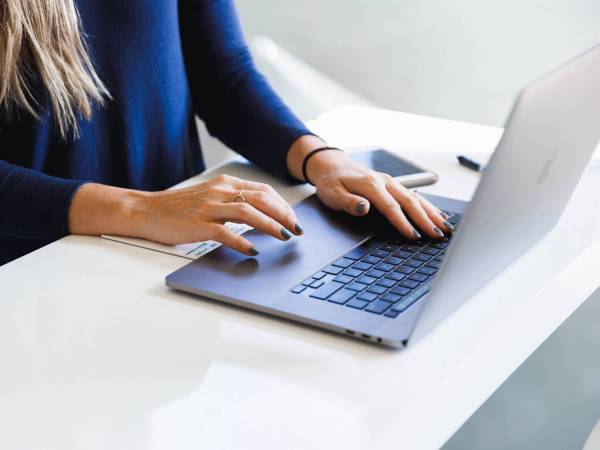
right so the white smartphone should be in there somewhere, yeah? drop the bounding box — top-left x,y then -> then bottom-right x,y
349,148 -> 438,188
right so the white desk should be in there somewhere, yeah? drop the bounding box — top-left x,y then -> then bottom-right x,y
2,105 -> 599,450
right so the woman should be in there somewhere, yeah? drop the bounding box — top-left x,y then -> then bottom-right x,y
0,0 -> 452,266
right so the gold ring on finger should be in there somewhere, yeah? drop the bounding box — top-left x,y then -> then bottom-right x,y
232,189 -> 246,203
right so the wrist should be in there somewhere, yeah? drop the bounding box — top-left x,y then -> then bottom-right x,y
118,189 -> 153,237
286,134 -> 328,181
304,149 -> 349,185
68,183 -> 149,237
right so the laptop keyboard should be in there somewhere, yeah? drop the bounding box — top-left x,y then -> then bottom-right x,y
290,211 -> 462,318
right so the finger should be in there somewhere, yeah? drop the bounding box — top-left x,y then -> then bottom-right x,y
218,202 -> 294,241
316,185 -> 370,216
235,179 -> 288,204
242,189 -> 300,234
345,176 -> 421,240
205,224 -> 259,256
226,177 -> 287,205
414,192 -> 454,234
414,191 -> 449,220
212,187 -> 299,236
228,179 -> 303,235
386,182 -> 445,239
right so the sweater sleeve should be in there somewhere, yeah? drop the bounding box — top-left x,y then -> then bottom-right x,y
0,160 -> 85,240
178,0 -> 314,178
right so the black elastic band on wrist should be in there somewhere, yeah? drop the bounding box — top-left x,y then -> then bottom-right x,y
301,146 -> 343,186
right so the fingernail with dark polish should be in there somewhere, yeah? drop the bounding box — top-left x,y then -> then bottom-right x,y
248,247 -> 259,256
433,226 -> 444,238
355,202 -> 368,215
441,212 -> 449,220
294,223 -> 304,234
281,228 -> 293,240
443,220 -> 455,232
412,229 -> 422,239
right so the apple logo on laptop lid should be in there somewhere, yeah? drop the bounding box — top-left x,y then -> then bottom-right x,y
536,147 -> 559,185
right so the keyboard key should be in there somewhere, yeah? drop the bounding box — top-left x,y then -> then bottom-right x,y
390,285 -> 411,296
395,265 -> 414,274
392,281 -> 432,312
367,285 -> 387,295
385,272 -> 405,281
309,281 -> 344,300
413,253 -> 432,262
366,269 -> 386,279
404,259 -> 422,268
352,262 -> 372,271
347,282 -> 367,292
404,245 -> 421,253
376,278 -> 395,288
323,265 -> 344,275
302,277 -> 315,286
430,242 -> 449,250
333,258 -> 354,268
433,255 -> 445,262
375,262 -> 394,272
418,266 -> 437,275
312,271 -> 327,279
409,273 -> 429,282
384,310 -> 400,318
291,285 -> 306,294
384,256 -> 403,265
333,274 -> 354,284
371,249 -> 391,258
328,288 -> 356,304
381,244 -> 399,252
393,250 -> 412,259
362,255 -> 382,265
400,279 -> 420,289
346,298 -> 369,310
357,292 -> 378,302
421,247 -> 440,256
425,260 -> 441,269
357,275 -> 377,285
365,300 -> 393,315
343,240 -> 382,260
343,268 -> 363,277
381,293 -> 401,303
309,279 -> 326,288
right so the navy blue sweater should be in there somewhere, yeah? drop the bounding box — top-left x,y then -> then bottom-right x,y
0,0 -> 311,265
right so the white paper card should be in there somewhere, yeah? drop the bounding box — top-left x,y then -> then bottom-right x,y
102,222 -> 252,260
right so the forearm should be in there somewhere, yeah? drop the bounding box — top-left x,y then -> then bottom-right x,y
68,183 -> 145,237
180,0 -> 314,178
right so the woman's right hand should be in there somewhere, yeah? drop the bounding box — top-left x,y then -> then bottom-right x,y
68,174 -> 303,256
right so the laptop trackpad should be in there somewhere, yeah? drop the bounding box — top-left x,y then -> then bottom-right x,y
166,195 -> 380,307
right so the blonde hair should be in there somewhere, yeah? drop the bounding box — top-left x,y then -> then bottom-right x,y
0,0 -> 109,138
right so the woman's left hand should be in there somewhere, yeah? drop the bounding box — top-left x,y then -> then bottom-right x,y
304,148 -> 454,240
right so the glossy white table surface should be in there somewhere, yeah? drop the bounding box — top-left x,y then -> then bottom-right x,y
2,106 -> 599,450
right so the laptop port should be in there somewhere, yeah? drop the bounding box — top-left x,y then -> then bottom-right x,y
345,330 -> 355,335
361,334 -> 371,340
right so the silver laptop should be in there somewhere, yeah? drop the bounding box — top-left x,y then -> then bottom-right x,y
166,45 -> 600,348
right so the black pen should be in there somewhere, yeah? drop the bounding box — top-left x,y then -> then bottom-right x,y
457,155 -> 485,172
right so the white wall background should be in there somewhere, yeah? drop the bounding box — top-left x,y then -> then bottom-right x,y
237,0 -> 600,126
